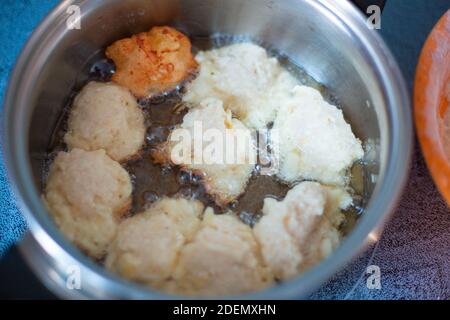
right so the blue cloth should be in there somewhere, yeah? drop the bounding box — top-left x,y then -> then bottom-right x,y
0,0 -> 60,256
0,0 -> 449,299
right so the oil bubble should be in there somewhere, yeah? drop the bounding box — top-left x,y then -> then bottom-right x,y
146,126 -> 170,145
142,191 -> 159,206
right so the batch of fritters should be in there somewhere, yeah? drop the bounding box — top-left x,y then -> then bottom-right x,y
43,26 -> 363,296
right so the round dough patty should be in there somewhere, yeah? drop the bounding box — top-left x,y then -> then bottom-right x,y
273,85 -> 364,186
64,81 -> 145,162
168,210 -> 273,296
43,148 -> 132,258
253,181 -> 351,280
105,198 -> 204,287
152,98 -> 256,206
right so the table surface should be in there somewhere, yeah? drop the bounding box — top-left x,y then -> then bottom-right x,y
0,0 -> 449,300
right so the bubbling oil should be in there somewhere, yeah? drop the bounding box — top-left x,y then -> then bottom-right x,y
45,35 -> 366,233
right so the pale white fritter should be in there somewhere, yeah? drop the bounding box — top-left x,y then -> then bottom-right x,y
107,203 -> 273,296
273,85 -> 364,186
301,185 -> 352,271
43,149 -> 132,259
167,209 -> 273,296
183,42 -> 298,129
105,198 -> 204,287
253,181 -> 352,280
153,98 -> 256,205
65,82 -> 146,162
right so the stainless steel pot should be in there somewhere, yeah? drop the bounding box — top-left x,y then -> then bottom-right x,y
2,0 -> 412,299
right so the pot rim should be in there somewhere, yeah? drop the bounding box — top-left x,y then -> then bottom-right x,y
2,0 -> 412,299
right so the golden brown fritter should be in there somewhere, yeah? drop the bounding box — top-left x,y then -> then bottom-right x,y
106,26 -> 198,98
